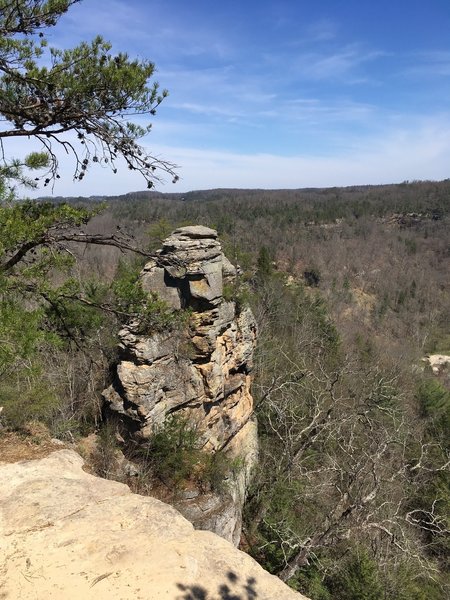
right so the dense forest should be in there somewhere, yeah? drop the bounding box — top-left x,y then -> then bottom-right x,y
57,179 -> 450,359
2,180 -> 448,598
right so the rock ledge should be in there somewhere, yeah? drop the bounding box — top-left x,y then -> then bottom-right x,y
0,450 -> 305,600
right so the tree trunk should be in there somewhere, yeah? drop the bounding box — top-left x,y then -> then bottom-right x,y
278,548 -> 310,582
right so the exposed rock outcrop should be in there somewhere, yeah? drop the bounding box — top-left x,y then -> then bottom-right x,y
423,354 -> 450,375
102,226 -> 258,544
0,450 -> 306,599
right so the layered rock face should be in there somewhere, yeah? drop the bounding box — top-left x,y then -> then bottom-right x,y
0,450 -> 306,600
102,226 -> 258,544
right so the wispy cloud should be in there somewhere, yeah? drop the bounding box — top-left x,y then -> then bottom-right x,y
307,19 -> 339,42
59,0 -> 142,42
169,102 -> 247,119
277,98 -> 377,122
405,50 -> 450,77
292,46 -> 387,82
59,0 -> 234,63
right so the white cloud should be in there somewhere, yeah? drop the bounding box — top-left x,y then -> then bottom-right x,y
151,122 -> 450,191
11,116 -> 449,198
60,0 -> 234,63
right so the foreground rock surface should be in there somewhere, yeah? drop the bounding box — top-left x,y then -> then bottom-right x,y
0,450 -> 305,600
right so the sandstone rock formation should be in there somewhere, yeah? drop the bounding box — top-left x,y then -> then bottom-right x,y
0,450 -> 306,600
102,226 -> 258,544
103,226 -> 257,451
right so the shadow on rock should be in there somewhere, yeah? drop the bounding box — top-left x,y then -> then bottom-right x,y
177,570 -> 258,599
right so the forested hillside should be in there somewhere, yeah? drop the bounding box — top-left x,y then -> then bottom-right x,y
62,180 -> 450,358
23,180 -> 448,598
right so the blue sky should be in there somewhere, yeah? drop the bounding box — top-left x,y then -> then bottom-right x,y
10,0 -> 450,195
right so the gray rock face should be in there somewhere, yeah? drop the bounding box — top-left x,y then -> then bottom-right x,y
144,226 -> 224,306
102,226 -> 258,544
173,418 -> 258,545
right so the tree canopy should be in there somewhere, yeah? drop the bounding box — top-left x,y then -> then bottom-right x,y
0,1 -> 180,432
0,0 -> 177,189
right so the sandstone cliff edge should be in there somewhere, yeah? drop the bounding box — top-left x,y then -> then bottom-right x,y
0,449 -> 305,599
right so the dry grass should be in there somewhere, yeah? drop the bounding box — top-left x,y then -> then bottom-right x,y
0,423 -> 65,463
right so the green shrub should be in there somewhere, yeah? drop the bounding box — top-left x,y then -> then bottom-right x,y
112,258 -> 190,333
293,566 -> 331,600
256,246 -> 273,279
90,421 -> 122,480
223,281 -> 251,310
417,378 -> 450,442
303,267 -> 321,287
0,376 -> 59,429
136,415 -> 236,492
326,549 -> 382,600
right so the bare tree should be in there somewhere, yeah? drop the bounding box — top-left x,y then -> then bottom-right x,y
245,281 -> 449,589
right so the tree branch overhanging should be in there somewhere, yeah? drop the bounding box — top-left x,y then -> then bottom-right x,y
0,1 -> 178,189
0,230 -> 152,273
